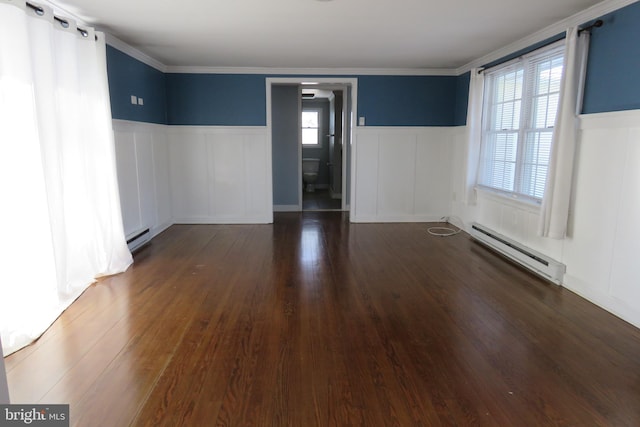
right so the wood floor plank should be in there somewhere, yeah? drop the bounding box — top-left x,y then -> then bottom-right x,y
65,228 -> 230,426
5,212 -> 640,426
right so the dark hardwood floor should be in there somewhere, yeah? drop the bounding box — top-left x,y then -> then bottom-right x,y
303,189 -> 342,211
5,212 -> 640,426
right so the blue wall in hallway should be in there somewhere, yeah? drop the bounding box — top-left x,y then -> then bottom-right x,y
271,85 -> 300,206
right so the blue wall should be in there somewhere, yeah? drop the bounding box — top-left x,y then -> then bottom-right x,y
105,48 -> 462,126
271,85 -> 300,206
166,74 -> 267,125
582,1 -> 640,114
357,75 -> 457,126
106,46 -> 167,124
164,73 -> 460,126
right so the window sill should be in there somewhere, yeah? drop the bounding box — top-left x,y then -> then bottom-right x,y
476,187 -> 541,213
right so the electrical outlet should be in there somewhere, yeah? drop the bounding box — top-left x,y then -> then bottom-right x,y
138,98 -> 144,106
358,117 -> 365,126
130,95 -> 137,105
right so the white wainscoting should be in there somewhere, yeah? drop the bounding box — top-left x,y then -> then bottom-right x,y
351,127 -> 454,222
562,110 -> 640,328
113,120 -> 172,238
450,125 -> 477,229
114,122 -> 273,230
167,126 -> 272,224
474,190 -> 564,261
450,110 -> 640,329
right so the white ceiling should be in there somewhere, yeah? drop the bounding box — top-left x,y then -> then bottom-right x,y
49,0 -> 606,71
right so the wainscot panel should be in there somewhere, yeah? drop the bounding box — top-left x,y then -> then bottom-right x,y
351,127 -> 454,222
113,120 -> 172,239
562,110 -> 640,328
167,126 -> 272,224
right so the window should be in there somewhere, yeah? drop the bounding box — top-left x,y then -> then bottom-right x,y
478,42 -> 564,202
301,110 -> 320,146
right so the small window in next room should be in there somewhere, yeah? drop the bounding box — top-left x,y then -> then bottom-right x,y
302,109 -> 321,146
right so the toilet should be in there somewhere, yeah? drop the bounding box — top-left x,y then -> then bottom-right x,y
302,158 -> 320,192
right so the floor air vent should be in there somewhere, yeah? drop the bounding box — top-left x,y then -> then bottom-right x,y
470,222 -> 565,285
126,228 -> 150,253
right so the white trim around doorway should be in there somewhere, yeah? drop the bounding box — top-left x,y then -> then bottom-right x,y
266,77 -> 358,214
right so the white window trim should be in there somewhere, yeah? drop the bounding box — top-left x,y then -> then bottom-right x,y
301,108 -> 323,148
475,186 -> 541,211
477,40 -> 565,203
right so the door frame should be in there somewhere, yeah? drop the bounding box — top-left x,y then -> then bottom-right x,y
266,77 -> 358,212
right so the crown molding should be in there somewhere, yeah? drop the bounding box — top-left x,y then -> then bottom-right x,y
104,33 -> 167,72
44,0 -> 167,71
48,0 -> 639,77
456,0 -> 640,75
100,38 -> 457,76
164,65 -> 457,76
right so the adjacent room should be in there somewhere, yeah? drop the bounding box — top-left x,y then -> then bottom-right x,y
1,0 -> 640,425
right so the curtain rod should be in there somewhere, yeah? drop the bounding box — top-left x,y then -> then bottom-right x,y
578,19 -> 604,34
477,19 -> 604,74
25,1 -> 97,40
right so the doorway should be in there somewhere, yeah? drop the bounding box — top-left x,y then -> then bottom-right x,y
267,77 -> 357,213
301,87 -> 344,211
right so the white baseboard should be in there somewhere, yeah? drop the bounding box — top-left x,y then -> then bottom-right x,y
273,205 -> 300,212
351,214 -> 445,223
563,274 -> 640,330
173,216 -> 272,224
150,221 -> 173,239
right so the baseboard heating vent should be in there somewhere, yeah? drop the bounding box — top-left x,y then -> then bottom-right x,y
470,222 -> 565,285
126,227 -> 150,253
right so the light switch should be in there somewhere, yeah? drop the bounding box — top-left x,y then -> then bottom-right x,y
358,117 -> 365,126
130,95 -> 137,104
137,98 -> 144,106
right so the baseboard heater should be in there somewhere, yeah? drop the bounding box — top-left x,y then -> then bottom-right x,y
470,222 -> 565,285
126,227 -> 150,253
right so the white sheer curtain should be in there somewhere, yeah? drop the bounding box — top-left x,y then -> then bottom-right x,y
0,1 -> 132,356
538,27 -> 590,238
464,68 -> 485,205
